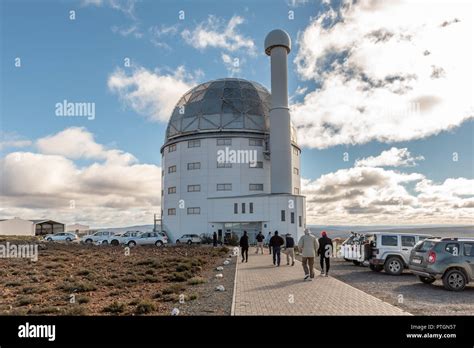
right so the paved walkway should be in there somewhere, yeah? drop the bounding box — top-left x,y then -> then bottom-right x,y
232,252 -> 410,315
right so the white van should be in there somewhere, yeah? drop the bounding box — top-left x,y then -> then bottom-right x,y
368,232 -> 433,275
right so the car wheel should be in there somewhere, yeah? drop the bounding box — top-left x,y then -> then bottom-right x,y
176,240 -> 180,244
352,260 -> 361,266
187,240 -> 192,245
344,258 -> 350,262
127,241 -> 136,247
47,238 -> 53,242
155,241 -> 164,247
369,264 -> 383,272
111,240 -> 119,246
66,238 -> 71,242
102,240 -> 108,245
418,276 -> 436,284
384,256 -> 403,275
442,269 -> 466,291
85,239 -> 93,245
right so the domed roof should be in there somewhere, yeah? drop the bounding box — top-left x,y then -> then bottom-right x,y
166,78 -> 271,141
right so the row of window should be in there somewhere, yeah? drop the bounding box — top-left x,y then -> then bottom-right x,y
167,207 -> 200,215
234,202 -> 254,214
166,183 -> 265,194
168,161 -> 268,173
168,138 -> 265,153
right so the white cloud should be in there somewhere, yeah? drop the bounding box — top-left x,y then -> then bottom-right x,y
1,127 -> 161,227
108,65 -> 202,122
148,24 -> 179,49
82,0 -> 138,18
302,159 -> 473,225
355,147 -> 424,167
111,25 -> 143,38
292,0 -> 474,149
0,132 -> 31,151
181,15 -> 256,55
221,53 -> 245,76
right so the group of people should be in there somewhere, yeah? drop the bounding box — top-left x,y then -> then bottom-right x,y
239,229 -> 333,281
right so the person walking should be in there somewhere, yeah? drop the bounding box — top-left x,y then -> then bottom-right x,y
239,231 -> 249,263
298,229 -> 319,281
255,231 -> 265,254
318,231 -> 333,276
213,231 -> 218,247
269,231 -> 285,266
284,233 -> 295,266
266,232 -> 272,254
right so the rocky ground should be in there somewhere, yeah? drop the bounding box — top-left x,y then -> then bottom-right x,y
0,240 -> 236,316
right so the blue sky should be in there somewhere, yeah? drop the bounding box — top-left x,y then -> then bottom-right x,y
1,0 -> 473,227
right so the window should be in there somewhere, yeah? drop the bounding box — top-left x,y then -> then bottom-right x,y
168,165 -> 176,173
249,202 -> 254,214
168,208 -> 176,215
401,236 -> 416,247
249,138 -> 263,146
217,162 -> 232,168
294,188 -> 300,195
249,184 -> 263,191
293,167 -> 299,175
168,144 -> 176,152
188,139 -> 201,148
249,161 -> 263,168
281,210 -> 286,222
217,183 -> 232,191
381,235 -> 398,246
234,203 -> 238,214
464,243 -> 474,257
187,207 -> 200,215
242,203 -> 246,214
168,187 -> 176,194
416,240 -> 437,252
217,138 -> 232,146
187,184 -> 201,192
299,216 -> 302,227
187,162 -> 201,170
291,212 -> 295,224
445,243 -> 460,256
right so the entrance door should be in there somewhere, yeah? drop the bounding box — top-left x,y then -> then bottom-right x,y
218,229 -> 222,244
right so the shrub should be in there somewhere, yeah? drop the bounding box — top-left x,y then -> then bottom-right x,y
187,276 -> 206,285
143,275 -> 159,283
63,305 -> 87,315
225,235 -> 239,246
176,263 -> 191,272
102,301 -> 125,314
77,296 -> 90,304
16,296 -> 36,306
135,301 -> 155,314
200,234 -> 213,244
58,281 -> 97,293
162,284 -> 185,295
168,271 -> 192,282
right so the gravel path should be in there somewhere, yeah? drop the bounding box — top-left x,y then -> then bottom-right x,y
326,258 -> 474,315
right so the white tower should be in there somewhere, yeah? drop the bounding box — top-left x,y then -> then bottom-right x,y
264,29 -> 292,194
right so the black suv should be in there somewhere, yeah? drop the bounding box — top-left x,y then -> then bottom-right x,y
408,238 -> 474,291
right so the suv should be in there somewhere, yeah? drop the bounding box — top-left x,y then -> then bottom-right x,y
109,231 -> 142,246
409,237 -> 474,291
123,232 -> 168,247
81,231 -> 115,244
176,234 -> 202,245
368,232 -> 433,275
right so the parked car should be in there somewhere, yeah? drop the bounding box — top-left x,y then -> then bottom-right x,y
123,232 -> 168,247
109,231 -> 142,246
409,237 -> 474,291
176,234 -> 202,245
44,232 -> 78,242
368,232 -> 433,275
81,231 -> 115,244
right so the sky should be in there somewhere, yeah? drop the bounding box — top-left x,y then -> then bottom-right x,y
0,0 -> 473,228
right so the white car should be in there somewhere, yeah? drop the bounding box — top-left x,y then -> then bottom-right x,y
123,232 -> 168,247
176,234 -> 202,245
109,231 -> 142,246
81,231 -> 115,245
44,232 -> 78,242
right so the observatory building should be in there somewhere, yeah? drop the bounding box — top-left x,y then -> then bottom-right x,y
160,29 -> 306,243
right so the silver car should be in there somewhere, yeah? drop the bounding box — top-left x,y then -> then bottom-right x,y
123,232 -> 168,247
44,232 -> 78,242
81,231 -> 115,244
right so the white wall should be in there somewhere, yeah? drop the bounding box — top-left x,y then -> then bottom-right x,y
0,218 -> 35,236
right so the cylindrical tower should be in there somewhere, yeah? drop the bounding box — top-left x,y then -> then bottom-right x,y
264,29 -> 292,194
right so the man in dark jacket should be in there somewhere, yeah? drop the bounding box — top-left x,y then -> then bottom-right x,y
255,231 -> 265,254
213,231 -> 217,247
317,231 -> 333,276
284,234 -> 295,266
269,231 -> 285,266
239,231 -> 249,263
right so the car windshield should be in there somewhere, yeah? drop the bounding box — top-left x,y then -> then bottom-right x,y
415,240 -> 437,252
